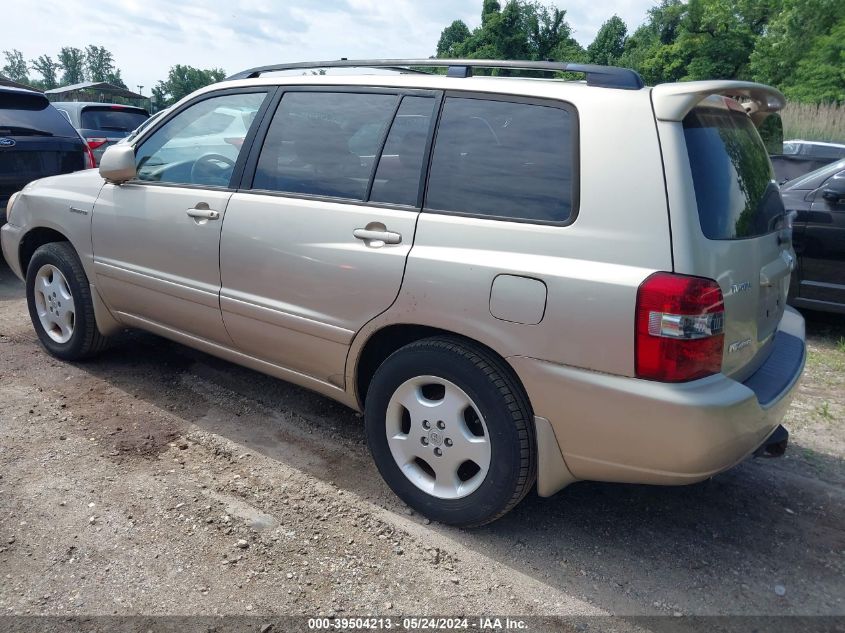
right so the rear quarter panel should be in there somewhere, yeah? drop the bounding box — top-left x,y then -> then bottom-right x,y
349,87 -> 672,381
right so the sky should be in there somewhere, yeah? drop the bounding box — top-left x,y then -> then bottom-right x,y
6,0 -> 656,96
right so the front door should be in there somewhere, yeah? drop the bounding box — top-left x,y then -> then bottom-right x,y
92,90 -> 270,344
220,90 -> 438,384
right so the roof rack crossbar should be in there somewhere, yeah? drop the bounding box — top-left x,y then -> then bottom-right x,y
225,59 -> 644,90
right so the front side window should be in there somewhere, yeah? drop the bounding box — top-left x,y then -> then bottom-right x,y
135,91 -> 267,187
252,91 -> 398,200
426,97 -> 575,223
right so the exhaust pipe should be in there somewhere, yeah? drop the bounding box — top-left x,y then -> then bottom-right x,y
754,425 -> 789,458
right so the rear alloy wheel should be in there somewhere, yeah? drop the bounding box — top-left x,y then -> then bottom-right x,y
26,242 -> 109,360
365,337 -> 536,527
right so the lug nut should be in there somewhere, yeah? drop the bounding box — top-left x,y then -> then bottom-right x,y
421,437 -> 429,446
433,447 -> 442,457
422,420 -> 430,429
444,438 -> 453,447
436,421 -> 445,430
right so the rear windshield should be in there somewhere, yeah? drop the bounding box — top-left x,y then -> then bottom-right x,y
0,91 -> 79,138
81,107 -> 149,134
683,107 -> 785,240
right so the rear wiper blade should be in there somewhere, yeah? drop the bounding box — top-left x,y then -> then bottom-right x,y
0,127 -> 53,136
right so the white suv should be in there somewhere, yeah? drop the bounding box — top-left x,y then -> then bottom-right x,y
1,59 -> 805,526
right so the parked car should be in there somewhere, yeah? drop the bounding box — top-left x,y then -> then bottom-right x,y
783,139 -> 845,160
1,86 -> 94,225
771,139 -> 845,184
1,60 -> 805,526
781,159 -> 845,314
53,102 -> 149,164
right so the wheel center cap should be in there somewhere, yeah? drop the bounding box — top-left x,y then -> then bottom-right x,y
428,430 -> 443,447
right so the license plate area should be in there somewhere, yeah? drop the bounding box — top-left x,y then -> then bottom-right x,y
757,285 -> 782,341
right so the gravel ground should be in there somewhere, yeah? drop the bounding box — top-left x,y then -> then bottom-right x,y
0,258 -> 843,631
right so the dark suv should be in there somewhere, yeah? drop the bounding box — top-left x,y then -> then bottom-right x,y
53,102 -> 149,163
1,87 -> 93,225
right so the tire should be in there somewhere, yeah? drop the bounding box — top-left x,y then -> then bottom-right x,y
25,242 -> 109,360
365,336 -> 536,527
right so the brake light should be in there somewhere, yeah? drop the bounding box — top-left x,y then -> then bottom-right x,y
635,272 -> 725,382
83,143 -> 97,169
86,137 -> 107,150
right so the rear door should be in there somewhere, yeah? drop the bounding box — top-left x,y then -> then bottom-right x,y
674,101 -> 793,377
801,169 -> 845,306
0,90 -> 85,207
219,89 -> 438,384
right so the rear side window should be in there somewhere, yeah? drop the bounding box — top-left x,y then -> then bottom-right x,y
683,107 -> 785,239
253,92 -> 399,201
0,91 -> 79,138
370,96 -> 435,206
80,106 -> 148,133
426,97 -> 575,223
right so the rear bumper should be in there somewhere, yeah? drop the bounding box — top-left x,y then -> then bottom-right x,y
511,306 -> 806,494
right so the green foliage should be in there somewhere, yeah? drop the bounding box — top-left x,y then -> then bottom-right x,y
153,65 -> 227,107
57,47 -> 85,85
2,49 -> 29,83
85,45 -> 117,83
437,20 -> 472,57
436,1 -> 584,73
30,55 -> 60,90
587,16 -> 627,66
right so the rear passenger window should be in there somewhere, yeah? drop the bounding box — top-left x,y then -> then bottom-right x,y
370,96 -> 435,206
253,92 -> 398,201
426,97 -> 575,223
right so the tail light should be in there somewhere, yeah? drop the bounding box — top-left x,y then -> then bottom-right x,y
635,272 -> 725,382
83,143 -> 97,169
86,137 -> 108,150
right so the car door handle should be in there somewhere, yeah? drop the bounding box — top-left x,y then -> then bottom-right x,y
186,207 -> 220,220
353,228 -> 402,245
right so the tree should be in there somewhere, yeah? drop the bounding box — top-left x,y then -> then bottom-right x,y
58,47 -> 85,85
750,0 -> 845,103
2,49 -> 29,84
153,65 -> 227,106
85,45 -> 116,82
437,20 -> 472,57
30,55 -> 60,90
587,15 -> 627,66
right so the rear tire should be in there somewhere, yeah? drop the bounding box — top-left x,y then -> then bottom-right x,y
365,336 -> 536,527
26,242 -> 109,360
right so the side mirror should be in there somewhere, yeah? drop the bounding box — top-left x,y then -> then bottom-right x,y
821,177 -> 845,204
99,145 -> 137,183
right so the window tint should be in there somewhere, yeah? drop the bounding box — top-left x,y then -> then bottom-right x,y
0,92 -> 79,138
253,92 -> 398,200
80,107 -> 148,134
369,96 -> 434,206
426,97 -> 574,223
135,92 -> 266,187
684,107 -> 785,240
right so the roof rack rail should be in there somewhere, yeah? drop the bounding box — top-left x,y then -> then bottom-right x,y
225,59 -> 645,90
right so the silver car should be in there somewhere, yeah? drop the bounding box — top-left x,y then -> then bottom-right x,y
1,59 -> 806,526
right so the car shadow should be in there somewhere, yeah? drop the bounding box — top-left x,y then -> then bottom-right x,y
66,326 -> 845,621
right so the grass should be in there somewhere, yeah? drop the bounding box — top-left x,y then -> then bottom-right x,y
781,102 -> 845,144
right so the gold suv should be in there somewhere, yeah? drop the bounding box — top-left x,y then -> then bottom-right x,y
1,60 -> 806,526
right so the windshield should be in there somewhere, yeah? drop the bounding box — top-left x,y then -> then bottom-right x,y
683,107 -> 785,240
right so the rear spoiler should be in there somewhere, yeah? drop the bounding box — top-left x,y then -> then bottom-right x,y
651,81 -> 786,124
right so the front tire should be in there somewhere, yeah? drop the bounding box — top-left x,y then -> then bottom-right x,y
365,337 -> 536,527
26,242 -> 109,360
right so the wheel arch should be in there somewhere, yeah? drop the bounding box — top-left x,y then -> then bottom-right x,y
352,323 -> 532,414
18,226 -> 70,276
